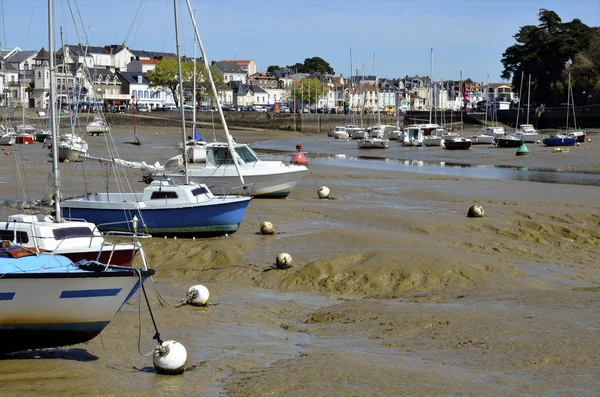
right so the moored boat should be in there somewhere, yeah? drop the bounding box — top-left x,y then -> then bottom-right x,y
443,137 -> 472,150
542,133 -> 576,147
0,240 -> 154,354
357,137 -> 389,149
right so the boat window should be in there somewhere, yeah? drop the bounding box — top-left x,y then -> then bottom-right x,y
150,191 -> 178,199
53,227 -> 94,240
213,147 -> 234,165
0,230 -> 29,243
191,186 -> 209,196
234,146 -> 258,163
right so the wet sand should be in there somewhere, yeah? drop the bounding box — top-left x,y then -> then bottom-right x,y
0,126 -> 599,396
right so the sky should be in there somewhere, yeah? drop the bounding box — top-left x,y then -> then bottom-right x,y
1,0 -> 599,84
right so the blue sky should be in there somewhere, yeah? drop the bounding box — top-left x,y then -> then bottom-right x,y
1,0 -> 598,84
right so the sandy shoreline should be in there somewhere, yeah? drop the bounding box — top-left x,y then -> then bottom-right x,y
0,126 -> 599,396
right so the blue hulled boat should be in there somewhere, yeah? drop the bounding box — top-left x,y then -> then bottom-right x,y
542,134 -> 576,147
61,179 -> 251,236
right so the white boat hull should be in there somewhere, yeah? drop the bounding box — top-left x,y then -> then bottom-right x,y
169,164 -> 308,198
470,135 -> 496,144
421,136 -> 443,146
357,138 -> 389,149
0,266 -> 149,353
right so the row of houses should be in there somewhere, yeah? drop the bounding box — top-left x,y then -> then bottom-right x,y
0,43 -> 516,113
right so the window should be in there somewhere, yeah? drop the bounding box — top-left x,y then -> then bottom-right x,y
144,90 -> 149,98
235,145 -> 258,163
52,227 -> 94,240
150,191 -> 178,199
191,186 -> 209,196
0,230 -> 29,243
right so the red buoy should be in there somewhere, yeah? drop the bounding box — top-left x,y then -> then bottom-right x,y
291,151 -> 308,166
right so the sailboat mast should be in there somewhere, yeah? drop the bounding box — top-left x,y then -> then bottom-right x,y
192,8 -> 197,137
515,71 -> 524,133
484,74 -> 489,130
429,48 -> 433,124
374,53 -> 380,126
566,72 -> 570,131
48,0 -> 61,221
526,74 -> 531,124
460,71 -> 463,135
184,0 -> 244,184
173,0 -> 189,185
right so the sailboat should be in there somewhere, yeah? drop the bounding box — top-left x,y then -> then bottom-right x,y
358,54 -> 390,149
421,49 -> 443,147
515,74 -> 538,143
565,74 -> 586,143
470,74 -> 496,145
496,72 -> 524,148
443,71 -> 472,150
543,71 -> 577,147
143,4 -> 308,198
60,0 -> 252,236
0,0 -> 154,355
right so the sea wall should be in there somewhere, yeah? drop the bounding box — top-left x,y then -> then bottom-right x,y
3,105 -> 598,133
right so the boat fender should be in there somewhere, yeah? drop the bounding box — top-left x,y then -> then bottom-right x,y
260,221 -> 274,235
187,284 -> 210,306
275,253 -> 292,269
153,340 -> 187,375
317,186 -> 330,199
467,205 -> 484,218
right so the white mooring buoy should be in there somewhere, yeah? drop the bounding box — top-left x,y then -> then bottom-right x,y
260,221 -> 274,235
317,186 -> 330,199
187,284 -> 210,306
153,340 -> 187,375
467,204 -> 485,218
275,253 -> 293,269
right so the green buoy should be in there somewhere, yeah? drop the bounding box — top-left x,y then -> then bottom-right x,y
516,143 -> 530,156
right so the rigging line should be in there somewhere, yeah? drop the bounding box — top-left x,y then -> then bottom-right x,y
24,0 -> 36,48
73,0 -> 89,44
129,0 -> 148,47
0,0 -> 6,53
124,0 -> 144,45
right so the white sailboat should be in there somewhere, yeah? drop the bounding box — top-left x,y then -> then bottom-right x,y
471,74 -> 496,144
515,74 -> 538,143
358,54 -> 389,149
421,49 -> 443,147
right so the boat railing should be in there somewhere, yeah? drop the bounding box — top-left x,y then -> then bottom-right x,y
207,182 -> 255,198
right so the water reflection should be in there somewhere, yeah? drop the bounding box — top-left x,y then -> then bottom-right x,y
303,153 -> 600,187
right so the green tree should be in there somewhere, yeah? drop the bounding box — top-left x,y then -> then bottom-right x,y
267,65 -> 280,73
501,9 -> 594,105
286,57 -> 334,75
568,28 -> 600,102
192,64 -> 227,105
147,58 -> 184,107
293,78 -> 328,107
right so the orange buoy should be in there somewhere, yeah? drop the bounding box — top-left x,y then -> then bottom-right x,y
1,147 -> 4,150
5,151 -> 10,155
291,151 -> 308,166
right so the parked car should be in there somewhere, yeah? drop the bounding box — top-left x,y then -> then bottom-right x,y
280,106 -> 290,113
198,106 -> 214,112
253,106 -> 268,112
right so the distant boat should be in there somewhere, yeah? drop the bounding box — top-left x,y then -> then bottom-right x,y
86,116 -> 111,136
443,137 -> 472,150
495,135 -> 523,148
332,126 -> 349,139
357,137 -> 389,149
542,133 -> 576,147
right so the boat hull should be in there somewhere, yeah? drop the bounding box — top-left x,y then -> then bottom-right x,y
542,136 -> 577,147
58,147 -> 86,162
0,266 -> 152,353
495,137 -> 523,148
444,141 -> 472,150
0,135 -> 16,145
61,197 -> 250,236
15,135 -> 34,144
169,167 -> 308,198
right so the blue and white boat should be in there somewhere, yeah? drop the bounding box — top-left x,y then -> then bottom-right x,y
542,133 -> 576,147
0,241 -> 153,354
60,179 -> 251,236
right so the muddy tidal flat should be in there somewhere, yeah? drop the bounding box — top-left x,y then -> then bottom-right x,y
0,125 -> 599,396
